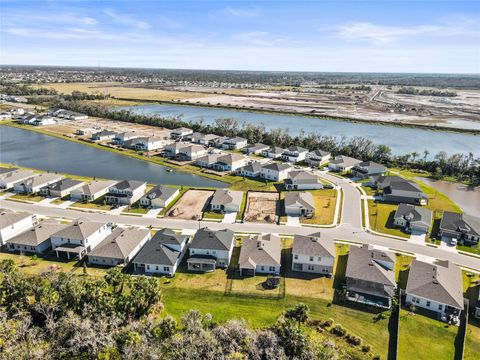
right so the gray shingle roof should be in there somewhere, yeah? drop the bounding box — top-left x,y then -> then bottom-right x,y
346,245 -> 396,286
284,192 -> 315,210
18,173 -> 63,188
440,211 -> 480,237
43,178 -> 84,192
112,180 -> 145,191
89,227 -> 150,259
76,180 -> 118,196
217,153 -> 244,165
330,155 -> 362,167
238,162 -> 263,173
394,203 -> 432,228
239,234 -> 281,269
52,220 -> 107,241
261,162 -> 291,172
210,189 -> 243,209
191,228 -> 234,251
0,209 -> 33,229
142,186 -> 178,202
292,232 -> 335,258
308,150 -> 330,158
133,229 -> 189,266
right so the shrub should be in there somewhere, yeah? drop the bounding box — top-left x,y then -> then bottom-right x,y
330,325 -> 346,337
362,345 -> 371,353
346,334 -> 362,346
322,319 -> 334,327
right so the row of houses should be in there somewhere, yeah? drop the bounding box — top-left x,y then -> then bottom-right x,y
15,109 -> 88,126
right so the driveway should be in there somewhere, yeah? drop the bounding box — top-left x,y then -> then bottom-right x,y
39,197 -> 56,205
286,216 -> 301,227
109,205 -> 127,215
409,230 -> 426,245
144,208 -> 162,218
222,212 -> 237,224
439,237 -> 458,253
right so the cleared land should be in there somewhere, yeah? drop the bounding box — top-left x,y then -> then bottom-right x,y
167,189 -> 213,220
244,191 -> 279,223
300,189 -> 337,226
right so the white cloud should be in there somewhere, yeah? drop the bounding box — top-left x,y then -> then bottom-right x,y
103,9 -> 150,30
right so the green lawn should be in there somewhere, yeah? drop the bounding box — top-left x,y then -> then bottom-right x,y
300,189 -> 337,225
236,192 -> 248,221
8,193 -> 44,202
367,200 -> 410,238
0,252 -> 78,275
465,319 -> 480,360
70,198 -> 112,211
202,211 -> 224,220
122,206 -> 149,215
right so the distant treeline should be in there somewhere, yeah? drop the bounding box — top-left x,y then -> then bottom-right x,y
51,99 -> 480,184
396,87 -> 457,97
63,90 -> 109,101
0,81 -> 58,96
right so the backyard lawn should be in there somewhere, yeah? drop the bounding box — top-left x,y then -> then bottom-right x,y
465,319 -> 480,360
300,189 -> 337,226
0,252 -> 78,275
367,200 -> 410,238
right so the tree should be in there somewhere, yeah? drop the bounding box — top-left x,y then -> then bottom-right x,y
284,303 -> 309,324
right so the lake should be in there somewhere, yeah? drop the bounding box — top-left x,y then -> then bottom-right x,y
119,104 -> 480,157
0,126 -> 227,188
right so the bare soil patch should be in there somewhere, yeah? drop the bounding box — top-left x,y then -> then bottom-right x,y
244,191 -> 279,223
168,189 -> 213,220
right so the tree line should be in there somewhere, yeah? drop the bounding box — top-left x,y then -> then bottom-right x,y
396,87 -> 457,97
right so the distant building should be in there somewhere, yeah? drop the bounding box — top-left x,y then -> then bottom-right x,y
305,150 -> 331,167
328,155 -> 362,172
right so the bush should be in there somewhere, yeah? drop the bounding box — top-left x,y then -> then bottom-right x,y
330,325 -> 346,337
322,318 -> 334,328
346,334 -> 362,346
362,345 -> 371,353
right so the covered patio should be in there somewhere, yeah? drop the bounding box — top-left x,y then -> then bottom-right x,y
187,255 -> 217,272
54,244 -> 87,260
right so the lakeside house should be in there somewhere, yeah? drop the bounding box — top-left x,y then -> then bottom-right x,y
439,211 -> 480,246
284,170 -> 324,190
187,228 -> 235,272
195,153 -> 223,168
113,132 -> 138,145
243,143 -> 270,155
7,221 -> 66,254
210,136 -> 229,148
393,203 -> 432,233
91,130 -> 116,141
187,132 -> 219,145
222,137 -> 248,150
212,153 -> 246,172
131,136 -> 164,151
0,209 -> 37,246
281,146 -> 308,163
375,176 -> 428,205
328,155 -> 362,172
105,180 -> 147,206
305,150 -> 331,167
177,144 -> 207,161
236,162 -> 263,178
262,146 -> 285,159
284,191 -> 315,218
260,162 -> 292,181
39,178 -> 85,198
291,233 -> 335,276
70,180 -> 118,203
139,186 -> 179,209
210,189 -> 243,213
351,161 -> 387,180
13,173 -> 64,194
164,142 -> 190,157
0,169 -> 36,189
170,127 -> 193,140
238,234 -> 281,276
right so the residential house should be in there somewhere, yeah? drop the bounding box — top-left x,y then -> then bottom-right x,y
281,146 -> 308,163
0,169 -> 36,189
113,131 -> 139,145
32,115 -> 55,126
376,176 -> 428,205
305,150 -> 331,167
164,142 -> 189,157
345,245 -> 396,309
291,233 -> 335,276
133,229 -> 190,277
236,162 -> 263,178
262,146 -> 285,159
70,180 -> 118,202
284,171 -> 324,190
0,112 -> 11,120
105,180 -> 147,206
91,130 -> 116,141
0,167 -> 18,176
13,173 -> 64,194
210,189 -> 243,213
7,221 -> 66,254
352,161 -> 387,180
139,186 -> 179,209
439,212 -> 480,246
131,136 -> 164,151
243,143 -> 270,155
260,163 -> 292,181
170,127 -> 193,140
213,153 -> 246,172
88,227 -> 151,266
177,144 -> 207,161
210,136 -> 228,148
393,203 -> 432,233
222,137 -> 248,150
187,228 -> 235,272
406,260 -> 464,325
284,192 -> 315,218
0,209 -> 37,246
39,178 -> 85,198
195,154 -> 223,168
195,133 -> 219,145
51,220 -> 112,260
328,155 -> 362,172
238,234 -> 281,276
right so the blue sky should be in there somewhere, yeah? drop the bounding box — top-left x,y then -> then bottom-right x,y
1,0 -> 479,73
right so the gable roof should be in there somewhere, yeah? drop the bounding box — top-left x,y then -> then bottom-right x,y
239,234 -> 281,269
89,227 -> 150,260
292,232 -> 335,258
394,203 -> 432,227
307,150 -> 330,158
191,228 -> 235,251
440,211 -> 480,237
210,189 -> 243,208
44,178 -> 84,192
330,155 -> 362,167
0,167 -> 18,176
142,186 -> 178,202
0,169 -> 36,183
264,146 -> 285,154
217,153 -> 244,165
17,173 -> 63,188
112,180 -> 145,191
238,162 -> 263,173
406,260 -> 464,309
196,153 -> 222,164
74,180 -> 118,196
261,162 -> 291,172
133,229 -> 189,266
286,170 -> 320,184
52,220 -> 107,241
284,145 -> 308,153
346,244 -> 396,286
7,221 -> 66,247
284,191 -> 315,210
0,209 -> 33,229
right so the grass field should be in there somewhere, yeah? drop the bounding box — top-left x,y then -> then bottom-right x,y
70,197 -> 112,211
122,206 -> 149,215
465,319 -> 480,360
9,193 -> 44,202
300,189 -> 337,225
367,200 -> 410,238
202,211 -> 224,220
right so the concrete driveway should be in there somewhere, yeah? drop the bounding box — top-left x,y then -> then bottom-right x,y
409,230 -> 426,245
144,208 -> 162,218
286,216 -> 301,227
222,212 -> 237,224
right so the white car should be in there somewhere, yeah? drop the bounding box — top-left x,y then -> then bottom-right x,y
450,238 -> 458,246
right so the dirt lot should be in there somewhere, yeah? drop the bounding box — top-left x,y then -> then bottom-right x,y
168,189 -> 213,220
244,191 -> 279,223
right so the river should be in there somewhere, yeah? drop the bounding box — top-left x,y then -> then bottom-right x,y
0,126 -> 227,188
119,104 -> 480,157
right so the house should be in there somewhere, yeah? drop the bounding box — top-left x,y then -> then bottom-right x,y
281,146 -> 308,163
222,137 -> 248,150
291,233 -> 335,276
352,161 -> 387,180
0,209 -> 37,246
0,112 -> 11,120
88,227 -> 151,266
213,153 -> 246,172
7,221 -> 66,254
177,144 -> 207,161
187,228 -> 235,272
131,136 -> 164,151
0,167 -> 18,176
210,136 -> 228,148
51,220 -> 112,260
139,186 -> 179,209
236,162 -> 263,178
13,173 -> 64,194
238,234 -> 281,276
260,163 -> 292,181
75,127 -> 97,136
475,290 -> 480,319
262,146 -> 285,159
439,212 -> 480,246
0,169 -> 36,189
376,176 -> 428,205
170,127 -> 193,140
284,192 -> 315,218
164,142 -> 189,157
393,203 -> 432,233
187,132 -> 219,145
305,150 -> 331,167
133,229 -> 190,276
345,245 -> 396,309
284,171 -> 324,190
105,180 -> 147,206
243,143 -> 270,155
70,180 -> 118,202
39,178 -> 85,198
32,115 -> 55,126
210,189 -> 243,213
91,130 -> 116,141
406,260 -> 464,325
113,132 -> 138,145
195,154 -> 223,168
328,155 -> 362,172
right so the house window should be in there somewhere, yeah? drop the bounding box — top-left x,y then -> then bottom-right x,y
212,250 -> 216,254
426,301 -> 431,307
146,265 -> 150,270
438,304 -> 443,311
294,255 -> 298,260
308,265 -> 314,271
269,266 -> 275,271
261,266 -> 264,271
318,257 -> 321,261
155,266 -> 159,271
163,267 -> 170,272
309,256 -> 314,262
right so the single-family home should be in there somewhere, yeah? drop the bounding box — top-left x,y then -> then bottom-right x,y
262,146 -> 285,159
305,150 -> 331,167
70,180 -> 118,202
7,221 -> 66,254
439,212 -> 480,246
32,115 -> 56,126
187,228 -> 235,272
291,233 -> 335,276
190,133 -> 219,145
345,245 -> 396,309
376,176 -> 428,205
284,191 -> 315,218
105,180 -> 147,206
281,146 -> 308,163
328,155 -> 362,172
0,167 -> 18,176
284,171 -> 324,190
91,130 -> 116,141
113,132 -> 139,145
39,178 -> 85,198
195,154 -> 223,168
238,234 -> 281,276
210,189 -> 243,213
352,161 -> 387,180
164,142 -> 189,157
88,227 -> 151,266
139,186 -> 179,209
0,169 -> 36,189
213,153 -> 246,172
13,173 -> 64,194
0,209 -> 37,246
210,136 -> 229,148
133,229 -> 190,277
235,162 -> 263,178
222,137 -> 248,150
177,144 -> 207,161
243,143 -> 270,155
51,220 -> 112,260
132,136 -> 164,151
0,112 -> 11,120
170,127 -> 193,140
260,163 -> 292,181
393,203 -> 432,233
406,260 -> 464,325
